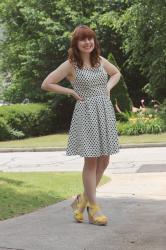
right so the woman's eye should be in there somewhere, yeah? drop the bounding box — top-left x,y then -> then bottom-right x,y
79,38 -> 92,42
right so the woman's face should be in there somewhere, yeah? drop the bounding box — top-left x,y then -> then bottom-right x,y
77,37 -> 95,54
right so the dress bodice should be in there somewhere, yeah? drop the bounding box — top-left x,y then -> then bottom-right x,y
70,64 -> 108,99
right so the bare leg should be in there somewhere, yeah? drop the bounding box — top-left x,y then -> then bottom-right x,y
82,155 -> 110,205
82,157 -> 97,205
82,155 -> 109,223
96,155 -> 110,186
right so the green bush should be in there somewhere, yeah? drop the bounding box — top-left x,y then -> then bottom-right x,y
0,103 -> 56,140
158,100 -> 166,129
145,119 -> 165,134
0,117 -> 24,141
117,118 -> 165,135
108,53 -> 133,112
115,112 -> 129,122
0,117 -> 11,140
49,95 -> 75,131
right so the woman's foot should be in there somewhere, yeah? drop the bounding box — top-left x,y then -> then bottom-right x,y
71,193 -> 88,223
87,204 -> 108,226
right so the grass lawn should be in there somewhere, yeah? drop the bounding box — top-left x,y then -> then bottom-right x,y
119,133 -> 166,144
0,132 -> 166,148
0,172 -> 109,221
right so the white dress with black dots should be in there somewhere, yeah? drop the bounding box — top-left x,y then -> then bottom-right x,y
66,63 -> 119,158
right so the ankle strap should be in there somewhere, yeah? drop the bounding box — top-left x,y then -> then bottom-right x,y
88,204 -> 100,214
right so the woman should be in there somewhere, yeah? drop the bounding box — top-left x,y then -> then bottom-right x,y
41,25 -> 121,226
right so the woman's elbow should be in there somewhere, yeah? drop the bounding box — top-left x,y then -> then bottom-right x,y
41,81 -> 47,90
118,71 -> 122,79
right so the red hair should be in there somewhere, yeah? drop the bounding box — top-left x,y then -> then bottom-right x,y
68,25 -> 101,68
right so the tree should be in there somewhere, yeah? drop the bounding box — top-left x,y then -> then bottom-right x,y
108,53 -> 132,112
116,0 -> 166,102
0,0 -> 132,110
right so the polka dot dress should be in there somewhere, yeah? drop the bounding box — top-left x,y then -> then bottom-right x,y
66,63 -> 119,158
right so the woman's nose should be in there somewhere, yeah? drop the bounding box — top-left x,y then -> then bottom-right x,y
84,38 -> 90,43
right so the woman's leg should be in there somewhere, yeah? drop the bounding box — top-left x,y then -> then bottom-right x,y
82,155 -> 110,205
82,157 -> 98,205
82,155 -> 109,225
96,155 -> 110,186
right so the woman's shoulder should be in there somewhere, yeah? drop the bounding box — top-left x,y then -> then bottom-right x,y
57,60 -> 75,74
99,56 -> 109,65
60,60 -> 74,68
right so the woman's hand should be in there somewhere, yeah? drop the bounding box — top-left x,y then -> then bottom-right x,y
71,90 -> 84,101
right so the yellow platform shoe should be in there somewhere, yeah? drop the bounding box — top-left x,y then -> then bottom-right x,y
71,194 -> 88,223
87,204 -> 108,226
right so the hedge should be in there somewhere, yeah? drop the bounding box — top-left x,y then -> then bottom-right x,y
0,103 -> 56,140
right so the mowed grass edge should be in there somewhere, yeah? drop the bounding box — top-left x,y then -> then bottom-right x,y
0,132 -> 166,148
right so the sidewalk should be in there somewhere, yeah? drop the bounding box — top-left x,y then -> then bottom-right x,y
0,171 -> 166,250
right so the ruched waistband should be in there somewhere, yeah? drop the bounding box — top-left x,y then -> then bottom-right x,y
76,94 -> 110,103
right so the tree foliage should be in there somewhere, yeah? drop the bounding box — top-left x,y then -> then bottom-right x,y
0,0 -> 132,109
108,53 -> 132,112
116,0 -> 166,101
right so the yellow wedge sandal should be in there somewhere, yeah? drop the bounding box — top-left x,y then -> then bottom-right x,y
87,204 -> 108,226
71,194 -> 88,223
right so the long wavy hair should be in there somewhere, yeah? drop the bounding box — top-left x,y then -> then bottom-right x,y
68,25 -> 101,68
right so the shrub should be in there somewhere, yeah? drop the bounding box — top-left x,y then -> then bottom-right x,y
115,112 -> 129,122
158,99 -> 166,129
50,96 -> 75,131
145,118 -> 165,134
0,117 -> 11,140
0,117 -> 24,141
117,118 -> 165,135
0,103 -> 56,140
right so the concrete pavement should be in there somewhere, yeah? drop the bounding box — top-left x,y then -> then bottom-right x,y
0,147 -> 166,250
0,147 -> 166,173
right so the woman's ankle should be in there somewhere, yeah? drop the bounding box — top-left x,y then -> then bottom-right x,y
88,202 -> 98,207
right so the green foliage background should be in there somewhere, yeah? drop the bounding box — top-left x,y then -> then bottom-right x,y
115,0 -> 166,102
0,0 -> 165,108
0,0 -> 132,109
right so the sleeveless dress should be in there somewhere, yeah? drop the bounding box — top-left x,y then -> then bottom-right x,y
66,63 -> 119,157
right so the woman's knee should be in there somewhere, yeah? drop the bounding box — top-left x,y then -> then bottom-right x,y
84,157 -> 97,169
97,155 -> 110,170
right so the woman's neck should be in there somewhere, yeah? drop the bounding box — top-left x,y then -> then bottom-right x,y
80,53 -> 91,66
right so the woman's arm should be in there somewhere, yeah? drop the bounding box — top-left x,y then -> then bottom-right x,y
41,60 -> 73,95
100,56 -> 121,92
